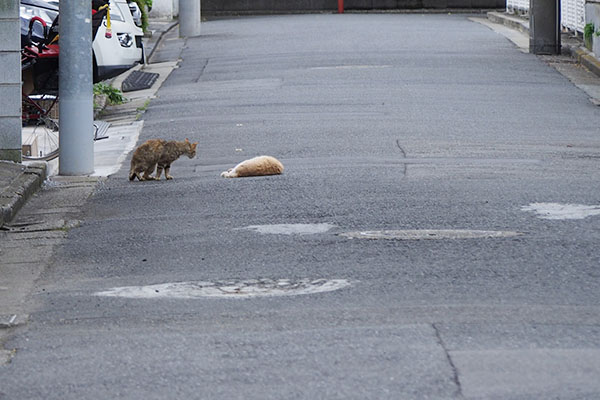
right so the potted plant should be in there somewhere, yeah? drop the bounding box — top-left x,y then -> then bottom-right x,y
584,23 -> 594,51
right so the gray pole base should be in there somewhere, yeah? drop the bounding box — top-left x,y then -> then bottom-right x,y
180,0 -> 201,37
529,0 -> 561,55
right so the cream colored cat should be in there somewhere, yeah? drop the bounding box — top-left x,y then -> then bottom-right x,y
221,155 -> 284,178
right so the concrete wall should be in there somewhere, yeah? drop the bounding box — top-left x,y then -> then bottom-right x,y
586,1 -> 600,56
0,0 -> 21,161
202,0 -> 505,14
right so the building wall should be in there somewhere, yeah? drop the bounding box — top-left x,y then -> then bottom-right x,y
0,0 -> 21,161
586,1 -> 600,55
202,0 -> 505,14
149,0 -> 179,20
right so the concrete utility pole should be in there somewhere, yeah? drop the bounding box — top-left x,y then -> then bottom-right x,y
59,0 -> 94,175
530,0 -> 561,54
179,0 -> 201,37
0,0 -> 22,162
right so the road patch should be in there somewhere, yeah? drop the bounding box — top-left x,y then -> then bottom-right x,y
238,223 -> 337,235
94,278 -> 351,299
522,203 -> 600,220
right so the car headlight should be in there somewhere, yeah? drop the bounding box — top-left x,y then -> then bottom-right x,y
117,33 -> 133,47
128,3 -> 143,27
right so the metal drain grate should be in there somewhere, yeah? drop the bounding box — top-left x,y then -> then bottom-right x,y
121,70 -> 159,92
93,120 -> 110,141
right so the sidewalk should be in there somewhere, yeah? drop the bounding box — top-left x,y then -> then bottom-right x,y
487,11 -> 600,78
0,19 -> 179,229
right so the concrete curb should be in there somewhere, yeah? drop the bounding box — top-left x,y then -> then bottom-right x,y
94,19 -> 178,120
574,47 -> 600,77
144,20 -> 179,62
0,162 -> 47,229
487,11 -> 529,34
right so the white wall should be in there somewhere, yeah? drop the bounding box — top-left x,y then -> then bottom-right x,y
149,0 -> 179,19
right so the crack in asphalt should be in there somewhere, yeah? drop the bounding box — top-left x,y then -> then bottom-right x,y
396,139 -> 408,178
433,323 -> 464,399
194,58 -> 210,83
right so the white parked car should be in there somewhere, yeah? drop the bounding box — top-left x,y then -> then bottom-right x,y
20,0 -> 144,82
93,0 -> 145,81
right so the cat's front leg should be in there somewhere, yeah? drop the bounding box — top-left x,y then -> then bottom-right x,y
155,165 -> 164,180
164,165 -> 173,180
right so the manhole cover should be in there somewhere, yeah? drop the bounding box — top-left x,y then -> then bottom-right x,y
95,278 -> 351,299
339,229 -> 523,240
238,223 -> 336,235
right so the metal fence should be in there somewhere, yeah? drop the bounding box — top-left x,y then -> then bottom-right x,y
506,0 -> 586,33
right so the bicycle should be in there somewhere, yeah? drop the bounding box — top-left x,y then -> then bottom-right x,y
21,7 -> 111,161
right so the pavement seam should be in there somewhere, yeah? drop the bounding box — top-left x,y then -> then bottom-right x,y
432,323 -> 464,399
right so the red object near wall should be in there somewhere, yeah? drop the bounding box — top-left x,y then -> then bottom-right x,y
338,0 -> 344,13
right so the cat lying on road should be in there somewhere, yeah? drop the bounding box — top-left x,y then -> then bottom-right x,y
129,138 -> 198,181
221,155 -> 284,178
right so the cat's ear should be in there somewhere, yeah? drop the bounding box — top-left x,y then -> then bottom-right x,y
185,138 -> 190,143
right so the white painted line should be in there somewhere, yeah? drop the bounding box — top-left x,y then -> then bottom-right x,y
340,229 -> 523,240
238,223 -> 337,235
310,65 -> 392,70
522,203 -> 600,220
94,278 -> 351,299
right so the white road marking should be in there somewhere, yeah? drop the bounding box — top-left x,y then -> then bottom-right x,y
94,278 -> 351,299
522,203 -> 600,220
339,229 -> 522,240
310,65 -> 392,70
92,121 -> 143,177
239,223 -> 337,235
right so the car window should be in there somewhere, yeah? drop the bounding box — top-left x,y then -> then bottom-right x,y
20,4 -> 58,25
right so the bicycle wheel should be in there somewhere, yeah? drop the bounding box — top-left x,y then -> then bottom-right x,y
22,95 -> 60,161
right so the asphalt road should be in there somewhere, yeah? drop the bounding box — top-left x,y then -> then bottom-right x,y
2,13 -> 600,399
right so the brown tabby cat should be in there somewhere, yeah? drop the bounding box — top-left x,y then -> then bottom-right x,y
221,155 -> 284,178
129,138 -> 198,181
